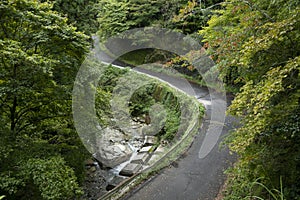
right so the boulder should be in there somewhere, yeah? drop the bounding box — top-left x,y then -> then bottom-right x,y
139,146 -> 153,153
96,128 -> 133,168
131,153 -> 150,164
143,136 -> 158,146
119,163 -> 142,177
97,143 -> 133,168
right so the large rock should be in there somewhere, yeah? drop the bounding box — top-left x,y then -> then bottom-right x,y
139,146 -> 153,153
143,136 -> 158,146
96,128 -> 133,168
119,163 -> 142,177
131,153 -> 150,164
98,144 -> 133,168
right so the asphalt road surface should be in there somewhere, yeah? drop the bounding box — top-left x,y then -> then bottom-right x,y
120,77 -> 237,200
95,40 -> 237,200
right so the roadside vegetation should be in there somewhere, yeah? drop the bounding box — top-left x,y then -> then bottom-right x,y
98,0 -> 300,199
0,0 -> 299,199
96,65 -> 204,144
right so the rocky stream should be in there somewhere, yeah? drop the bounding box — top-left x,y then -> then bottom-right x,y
82,117 -> 166,200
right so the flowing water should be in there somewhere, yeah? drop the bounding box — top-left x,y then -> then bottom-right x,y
106,142 -> 138,182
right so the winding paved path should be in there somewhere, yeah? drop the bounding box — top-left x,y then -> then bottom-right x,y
95,41 -> 237,200
121,72 -> 237,200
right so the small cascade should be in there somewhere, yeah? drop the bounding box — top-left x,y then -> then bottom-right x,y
106,142 -> 138,181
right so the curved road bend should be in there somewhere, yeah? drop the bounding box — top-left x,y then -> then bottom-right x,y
122,69 -> 237,200
95,44 -> 237,200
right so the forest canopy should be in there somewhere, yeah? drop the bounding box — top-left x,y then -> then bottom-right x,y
200,0 -> 300,199
0,0 -> 91,199
0,0 -> 299,199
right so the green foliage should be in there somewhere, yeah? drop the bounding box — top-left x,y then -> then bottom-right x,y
96,66 -> 186,143
162,109 -> 180,141
165,50 -> 205,80
97,0 -> 132,40
0,156 -> 83,200
0,134 -> 89,199
119,49 -> 175,66
24,156 -> 83,200
98,65 -> 129,92
0,0 -> 90,199
248,177 -> 284,200
0,120 -> 90,197
129,84 -> 156,116
119,49 -> 155,66
0,0 -> 89,137
201,0 -> 300,199
44,0 -> 100,36
172,0 -> 223,34
97,0 -> 186,40
95,87 -> 112,125
129,83 -> 181,142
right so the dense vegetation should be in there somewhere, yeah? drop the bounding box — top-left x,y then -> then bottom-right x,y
98,1 -> 300,199
1,0 -> 299,199
0,0 -> 95,199
201,0 -> 300,199
96,65 -> 195,143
